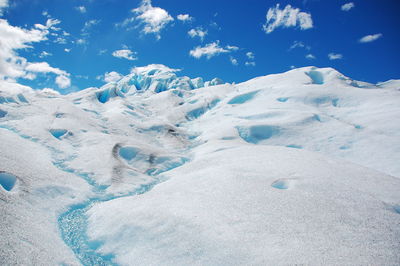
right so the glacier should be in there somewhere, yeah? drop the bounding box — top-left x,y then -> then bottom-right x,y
0,65 -> 399,265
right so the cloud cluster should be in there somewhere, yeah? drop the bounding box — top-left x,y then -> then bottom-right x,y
359,33 -> 382,43
188,27 -> 207,41
131,0 -> 174,39
263,4 -> 313,34
189,42 -> 238,59
0,18 -> 70,88
112,49 -> 137,61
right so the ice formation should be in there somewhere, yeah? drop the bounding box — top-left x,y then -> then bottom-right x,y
0,65 -> 399,265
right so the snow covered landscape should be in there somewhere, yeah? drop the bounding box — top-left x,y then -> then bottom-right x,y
1,0 -> 400,265
1,65 -> 399,265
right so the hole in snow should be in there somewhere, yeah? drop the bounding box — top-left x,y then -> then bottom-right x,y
271,178 -> 296,190
0,109 -> 7,118
0,171 -> 17,191
96,89 -> 111,103
50,129 -> 68,139
228,90 -> 259,104
17,93 -> 28,103
186,99 -> 220,120
236,125 -> 280,144
276,97 -> 288,102
306,70 -> 324,85
286,144 -> 302,149
119,147 -> 139,161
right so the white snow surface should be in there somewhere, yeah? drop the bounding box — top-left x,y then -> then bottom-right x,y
0,66 -> 399,265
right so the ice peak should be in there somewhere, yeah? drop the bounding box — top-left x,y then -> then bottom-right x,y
94,64 -> 223,103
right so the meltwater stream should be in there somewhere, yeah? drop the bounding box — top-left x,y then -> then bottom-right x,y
58,178 -> 163,266
0,124 -> 188,265
55,155 -> 187,265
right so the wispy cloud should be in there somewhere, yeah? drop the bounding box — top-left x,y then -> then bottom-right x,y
39,51 -> 52,58
306,54 -> 315,60
328,53 -> 343,60
189,41 -> 237,59
75,6 -> 86,13
245,61 -> 256,67
230,56 -> 238,66
81,19 -> 100,36
341,2 -> 355,11
0,0 -> 9,15
246,52 -> 255,60
289,40 -> 310,51
112,49 -> 137,60
359,33 -> 382,43
188,27 -> 207,41
263,4 -> 313,34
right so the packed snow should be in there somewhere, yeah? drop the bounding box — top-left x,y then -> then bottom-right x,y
0,65 -> 399,265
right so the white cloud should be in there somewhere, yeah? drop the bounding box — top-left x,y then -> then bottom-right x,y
226,45 -> 239,51
359,33 -> 383,43
177,14 -> 193,22
41,88 -> 61,95
0,19 -> 47,79
328,53 -> 343,60
98,49 -> 107,55
305,54 -> 315,60
0,19 -> 70,88
189,41 -> 236,59
81,19 -> 100,36
104,71 -> 123,83
245,61 -> 256,66
341,2 -> 355,12
0,0 -> 9,16
188,27 -> 207,41
246,52 -> 255,59
230,56 -> 238,66
64,48 -> 71,53
112,49 -> 137,60
55,75 -> 71,88
55,37 -> 67,44
45,18 -> 61,31
263,4 -> 313,34
39,51 -> 52,58
131,64 -> 180,74
76,39 -> 86,45
76,6 -> 87,13
25,62 -> 68,76
131,0 -> 173,39
289,40 -> 310,51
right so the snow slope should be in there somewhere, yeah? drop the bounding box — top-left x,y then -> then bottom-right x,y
0,65 -> 399,265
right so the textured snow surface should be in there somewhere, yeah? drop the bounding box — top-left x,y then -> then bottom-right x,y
0,66 -> 399,265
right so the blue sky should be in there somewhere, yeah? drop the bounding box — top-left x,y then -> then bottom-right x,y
1,0 -> 399,93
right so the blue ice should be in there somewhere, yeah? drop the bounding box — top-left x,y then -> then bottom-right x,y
0,172 -> 17,191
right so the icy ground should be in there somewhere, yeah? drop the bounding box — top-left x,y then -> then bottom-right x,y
0,65 -> 399,265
